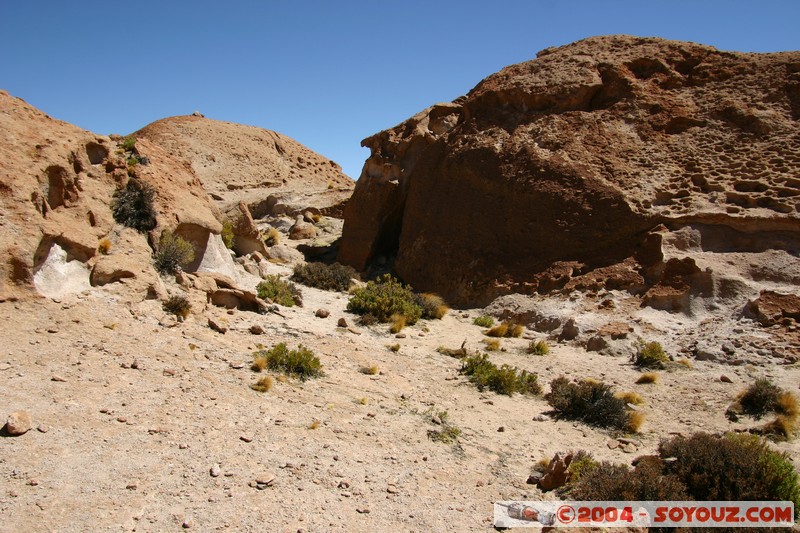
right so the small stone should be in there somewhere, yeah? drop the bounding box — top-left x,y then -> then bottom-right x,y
240,434 -> 254,443
338,480 -> 351,489
356,507 -> 370,514
532,414 -> 551,422
37,424 -> 49,433
387,486 -> 399,494
720,375 -> 733,383
622,442 -> 638,454
0,362 -> 11,371
5,411 -> 32,436
395,333 -> 406,339
126,482 -> 138,490
47,327 -> 58,334
179,443 -> 189,449
249,325 -> 264,335
163,368 -> 177,376
51,375 -> 67,382
131,360 -> 141,370
210,465 -> 221,477
315,308 -> 330,318
337,318 -> 348,328
182,518 -> 193,528
27,478 -> 39,486
229,362 -> 244,369
208,317 -> 228,334
497,426 -> 505,432
607,439 -> 619,450
476,480 -> 485,487
526,472 -> 543,484
431,415 -> 442,425
255,472 -> 275,487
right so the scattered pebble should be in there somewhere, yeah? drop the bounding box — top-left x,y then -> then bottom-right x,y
720,375 -> 733,383
240,434 -> 254,443
51,375 -> 67,382
315,308 -> 330,318
210,465 -> 221,478
37,424 -> 49,433
249,325 -> 264,335
497,426 -> 505,432
337,318 -> 348,328
356,507 -> 370,514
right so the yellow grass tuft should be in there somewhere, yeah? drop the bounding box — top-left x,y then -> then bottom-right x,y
626,411 -> 645,433
250,375 -> 273,393
615,391 -> 645,405
762,415 -> 796,441
360,364 -> 379,375
777,392 -> 800,418
98,238 -> 112,255
635,372 -> 659,384
251,356 -> 267,372
389,314 -> 407,334
483,338 -> 501,351
308,419 -> 321,430
486,323 -> 508,338
676,358 -> 693,369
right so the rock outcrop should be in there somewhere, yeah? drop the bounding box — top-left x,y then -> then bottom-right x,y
339,36 -> 800,307
0,90 -> 221,301
132,116 -> 354,219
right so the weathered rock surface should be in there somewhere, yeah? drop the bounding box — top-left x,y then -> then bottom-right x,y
133,116 -> 354,218
339,36 -> 800,307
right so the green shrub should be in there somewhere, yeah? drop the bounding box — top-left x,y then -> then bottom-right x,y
221,219 -> 235,250
291,262 -> 359,292
528,340 -> 549,355
460,353 -> 541,396
739,378 -> 789,418
120,136 -> 137,151
659,432 -> 800,514
416,293 -> 449,319
153,231 -> 195,274
111,179 -> 157,232
633,340 -> 668,369
346,274 -> 422,324
162,294 -> 191,318
427,425 -> 461,444
566,452 -> 599,483
126,155 -> 139,168
473,315 -> 494,328
251,343 -> 321,380
566,458 -> 689,502
256,275 -> 301,307
545,376 -> 640,432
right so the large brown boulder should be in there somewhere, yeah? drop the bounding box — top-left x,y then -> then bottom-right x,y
338,36 -> 800,306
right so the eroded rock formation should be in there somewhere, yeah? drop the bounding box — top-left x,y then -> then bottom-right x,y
339,35 -> 800,308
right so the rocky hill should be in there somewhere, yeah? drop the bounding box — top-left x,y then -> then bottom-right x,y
133,116 -> 354,218
339,35 -> 800,315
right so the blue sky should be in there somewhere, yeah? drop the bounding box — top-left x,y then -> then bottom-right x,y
2,1 -> 798,179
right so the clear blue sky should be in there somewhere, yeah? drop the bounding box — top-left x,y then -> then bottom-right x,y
2,1 -> 798,179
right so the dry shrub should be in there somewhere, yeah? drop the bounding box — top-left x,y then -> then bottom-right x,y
545,377 -> 641,432
485,321 -> 524,338
461,353 -> 541,396
527,339 -> 549,355
250,375 -> 273,393
416,293 -> 449,319
635,372 -> 659,384
154,231 -> 195,275
98,238 -> 112,255
632,340 -> 668,369
728,378 -> 799,422
389,314 -> 407,334
263,227 -> 280,246
566,458 -> 688,502
291,262 -> 359,292
360,364 -> 379,375
111,178 -> 156,232
483,338 -> 501,351
615,391 -> 644,405
387,343 -> 400,352
162,294 -> 191,318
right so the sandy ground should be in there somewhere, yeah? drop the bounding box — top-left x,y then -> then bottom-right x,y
1,271 -> 799,532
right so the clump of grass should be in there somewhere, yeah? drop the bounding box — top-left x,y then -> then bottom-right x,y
120,136 -> 137,151
357,397 -> 369,405
347,274 -> 422,324
528,339 -> 549,355
473,315 -> 494,328
436,342 -> 467,359
98,238 -> 112,255
387,343 -> 400,352
251,356 -> 267,372
111,178 -> 157,232
427,425 -> 461,444
615,391 -> 644,405
632,340 -> 668,369
221,219 -> 236,250
483,338 -> 501,351
761,415 -> 797,441
416,293 -> 449,319
460,353 -> 541,396
256,275 -> 301,307
676,358 -> 693,368
545,377 -> 642,432
485,321 -> 523,338
126,155 -> 139,168
250,375 -> 273,393
389,314 -> 407,334
154,231 -> 195,275
162,294 -> 191,318
251,343 -> 321,380
308,419 -> 321,430
263,227 -> 280,247
291,262 -> 359,292
635,372 -> 659,384
360,364 -> 379,375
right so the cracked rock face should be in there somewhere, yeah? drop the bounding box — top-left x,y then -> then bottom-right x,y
339,35 -> 800,307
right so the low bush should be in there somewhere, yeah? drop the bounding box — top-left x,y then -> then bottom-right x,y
427,425 -> 461,444
153,231 -> 195,275
528,340 -> 549,355
120,136 -> 137,151
473,315 -> 494,328
256,275 -> 301,307
566,457 -> 689,502
635,372 -> 659,384
98,238 -> 112,255
485,321 -> 524,338
250,376 -> 273,392
291,262 -> 359,292
632,340 -> 668,368
162,294 -> 191,318
545,377 -> 641,432
346,274 -> 422,324
738,378 -> 794,419
416,293 -> 449,319
660,432 -> 800,513
221,219 -> 235,250
360,364 -> 379,375
251,343 -> 321,381
460,353 -> 541,396
111,179 -> 157,232
263,227 -> 280,247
